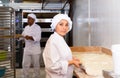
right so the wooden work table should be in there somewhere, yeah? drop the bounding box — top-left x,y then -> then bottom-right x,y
70,46 -> 113,78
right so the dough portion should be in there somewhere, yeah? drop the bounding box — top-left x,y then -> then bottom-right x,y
72,52 -> 113,76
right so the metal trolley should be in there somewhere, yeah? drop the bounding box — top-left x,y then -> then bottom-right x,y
0,7 -> 16,78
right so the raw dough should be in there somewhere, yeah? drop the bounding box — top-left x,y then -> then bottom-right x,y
73,52 -> 113,77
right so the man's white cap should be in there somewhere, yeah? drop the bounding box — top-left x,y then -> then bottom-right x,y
28,13 -> 37,22
50,14 -> 72,32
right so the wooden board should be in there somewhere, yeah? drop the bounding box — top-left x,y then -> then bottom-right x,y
70,46 -> 112,55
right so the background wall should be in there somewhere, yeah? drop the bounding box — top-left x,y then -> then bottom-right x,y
72,0 -> 120,49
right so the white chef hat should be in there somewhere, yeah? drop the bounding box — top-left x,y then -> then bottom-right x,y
28,13 -> 37,22
50,14 -> 72,32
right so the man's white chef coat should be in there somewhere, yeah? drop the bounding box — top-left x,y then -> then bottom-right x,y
22,23 -> 41,55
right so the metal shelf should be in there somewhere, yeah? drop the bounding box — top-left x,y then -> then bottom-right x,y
0,27 -> 11,30
41,28 -> 52,32
0,7 -> 16,78
22,18 -> 52,23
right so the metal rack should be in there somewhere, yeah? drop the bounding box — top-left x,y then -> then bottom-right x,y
0,7 -> 16,78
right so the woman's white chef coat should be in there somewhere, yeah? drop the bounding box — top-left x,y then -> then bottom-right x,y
22,23 -> 41,55
43,32 -> 74,78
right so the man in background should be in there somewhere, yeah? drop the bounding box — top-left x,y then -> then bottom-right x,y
18,13 -> 41,78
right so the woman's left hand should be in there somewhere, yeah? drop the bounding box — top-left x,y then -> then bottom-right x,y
68,57 -> 81,68
73,58 -> 81,68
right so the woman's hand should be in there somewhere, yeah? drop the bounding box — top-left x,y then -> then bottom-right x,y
68,57 -> 81,68
73,57 -> 81,68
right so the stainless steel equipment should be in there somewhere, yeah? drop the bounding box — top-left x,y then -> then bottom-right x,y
0,6 -> 16,78
72,0 -> 120,48
103,70 -> 120,78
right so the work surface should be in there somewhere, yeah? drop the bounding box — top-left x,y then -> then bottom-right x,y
71,46 -> 113,78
